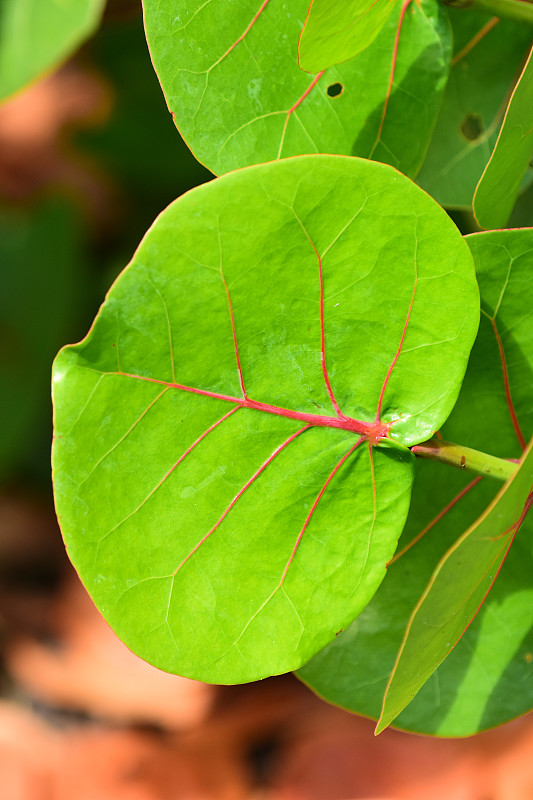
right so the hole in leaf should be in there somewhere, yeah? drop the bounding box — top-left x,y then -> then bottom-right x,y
327,82 -> 343,98
460,113 -> 484,141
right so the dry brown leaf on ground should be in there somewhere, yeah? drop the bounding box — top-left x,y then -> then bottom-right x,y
0,701 -> 59,800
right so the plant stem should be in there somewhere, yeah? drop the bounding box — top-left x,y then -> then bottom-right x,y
411,437 -> 518,481
446,0 -> 533,25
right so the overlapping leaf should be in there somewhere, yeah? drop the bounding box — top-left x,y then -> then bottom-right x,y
474,47 -> 533,230
298,228 -> 533,736
52,155 -> 478,684
377,440 -> 533,733
0,0 -> 105,102
298,0 -> 398,73
143,0 -> 451,177
417,10 -> 532,209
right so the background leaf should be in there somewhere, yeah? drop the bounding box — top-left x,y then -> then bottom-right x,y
52,155 -> 478,684
417,9 -> 533,209
474,47 -> 533,230
298,228 -> 533,736
0,0 -> 105,102
143,0 -> 451,177
376,439 -> 533,733
297,0 -> 398,73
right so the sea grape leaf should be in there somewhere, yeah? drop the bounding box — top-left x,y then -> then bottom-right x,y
0,0 -> 105,102
52,155 -> 478,684
376,439 -> 533,734
297,0 -> 398,73
474,47 -> 533,230
298,228 -> 533,736
417,9 -> 533,209
142,0 -> 451,177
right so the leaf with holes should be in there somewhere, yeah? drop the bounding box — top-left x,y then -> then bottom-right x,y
298,0 -> 398,73
52,155 -> 479,683
299,228 -> 533,735
417,9 -> 533,209
0,0 -> 105,102
474,47 -> 533,230
142,0 -> 451,177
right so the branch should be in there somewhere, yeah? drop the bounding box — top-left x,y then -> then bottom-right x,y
411,437 -> 518,481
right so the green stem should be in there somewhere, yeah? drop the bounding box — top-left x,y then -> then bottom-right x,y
445,0 -> 533,25
411,437 -> 518,481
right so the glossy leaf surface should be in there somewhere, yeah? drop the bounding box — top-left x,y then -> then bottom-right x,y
298,0 -> 398,73
52,155 -> 478,684
417,10 -> 532,209
0,0 -> 105,102
299,228 -> 533,736
474,47 -> 533,230
143,0 -> 451,177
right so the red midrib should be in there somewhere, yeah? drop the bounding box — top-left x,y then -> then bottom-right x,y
115,372 -> 386,438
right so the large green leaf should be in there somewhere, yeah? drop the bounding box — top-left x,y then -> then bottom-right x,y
52,155 -> 478,684
417,10 -> 533,209
297,0 -> 398,73
298,228 -> 533,736
474,47 -> 533,230
0,0 -> 105,102
143,0 -> 451,177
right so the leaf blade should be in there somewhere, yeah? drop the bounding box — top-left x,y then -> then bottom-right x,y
376,442 -> 533,733
52,155 -> 478,683
143,0 -> 451,177
474,46 -> 533,230
297,0 -> 398,73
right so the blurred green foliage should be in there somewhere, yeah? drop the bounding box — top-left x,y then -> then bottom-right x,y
0,6 -> 210,485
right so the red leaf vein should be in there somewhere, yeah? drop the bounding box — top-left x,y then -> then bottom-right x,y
171,424 -> 312,578
217,224 -> 247,397
375,239 -> 418,422
111,371 -> 380,437
490,317 -> 526,450
388,475 -> 483,565
98,405 -> 241,543
214,0 -> 272,68
291,212 -> 343,417
369,0 -> 414,160
279,436 -> 365,585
